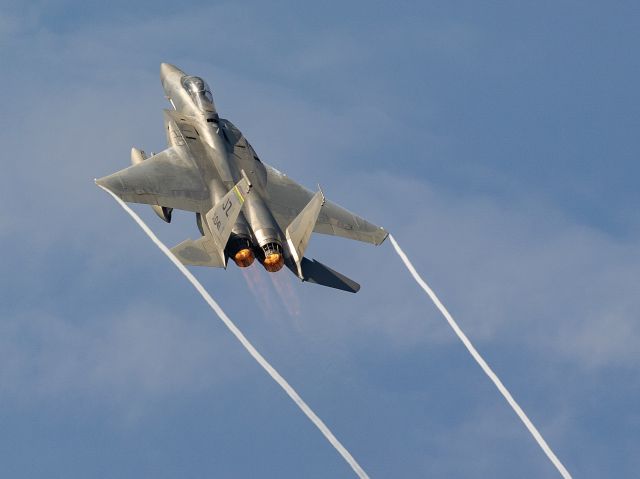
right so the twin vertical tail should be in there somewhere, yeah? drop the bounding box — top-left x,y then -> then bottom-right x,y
172,180 -> 361,293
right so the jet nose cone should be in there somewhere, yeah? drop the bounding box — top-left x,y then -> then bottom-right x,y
160,62 -> 185,80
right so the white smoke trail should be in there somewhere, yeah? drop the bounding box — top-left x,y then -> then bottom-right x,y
270,272 -> 302,320
98,185 -> 369,479
241,266 -> 277,317
388,234 -> 571,479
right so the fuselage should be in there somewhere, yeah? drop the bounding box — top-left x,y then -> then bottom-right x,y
159,63 -> 285,271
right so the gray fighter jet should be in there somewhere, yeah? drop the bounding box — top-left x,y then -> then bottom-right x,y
97,63 -> 387,293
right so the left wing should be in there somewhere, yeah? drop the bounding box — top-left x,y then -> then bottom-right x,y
96,146 -> 209,212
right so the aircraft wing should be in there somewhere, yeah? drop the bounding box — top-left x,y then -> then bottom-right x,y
96,146 -> 210,212
264,165 -> 388,245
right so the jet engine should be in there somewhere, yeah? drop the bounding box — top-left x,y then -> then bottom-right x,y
260,242 -> 284,272
131,147 -> 173,223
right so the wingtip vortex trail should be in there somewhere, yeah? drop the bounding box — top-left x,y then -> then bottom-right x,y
388,234 -> 572,479
99,183 -> 564,477
98,184 -> 370,479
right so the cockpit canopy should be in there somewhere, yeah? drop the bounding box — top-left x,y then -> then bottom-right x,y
181,75 -> 216,113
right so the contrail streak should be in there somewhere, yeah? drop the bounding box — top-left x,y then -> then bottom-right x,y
388,234 -> 571,478
98,185 -> 369,479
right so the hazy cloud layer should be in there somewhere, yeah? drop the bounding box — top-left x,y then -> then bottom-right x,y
0,304 -> 235,401
1,1 -> 638,478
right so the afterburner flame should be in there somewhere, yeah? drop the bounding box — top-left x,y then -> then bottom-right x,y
233,248 -> 255,268
263,252 -> 284,272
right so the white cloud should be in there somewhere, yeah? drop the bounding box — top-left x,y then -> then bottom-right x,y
0,6 -> 637,476
3,2 -> 637,376
0,303 -> 239,405
341,172 -> 640,368
242,168 -> 640,375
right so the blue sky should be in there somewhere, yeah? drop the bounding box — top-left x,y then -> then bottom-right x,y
1,1 -> 639,477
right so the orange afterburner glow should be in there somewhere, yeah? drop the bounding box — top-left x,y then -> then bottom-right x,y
233,248 -> 255,268
263,252 -> 284,272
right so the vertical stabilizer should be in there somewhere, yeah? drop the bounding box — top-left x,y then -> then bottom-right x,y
285,189 -> 325,278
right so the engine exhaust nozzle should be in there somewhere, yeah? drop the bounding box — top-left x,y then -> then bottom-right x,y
227,236 -> 255,268
261,242 -> 284,272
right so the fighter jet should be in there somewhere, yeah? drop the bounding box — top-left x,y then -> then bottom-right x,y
96,63 -> 387,292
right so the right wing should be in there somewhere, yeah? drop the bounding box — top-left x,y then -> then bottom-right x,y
263,165 -> 388,246
96,146 -> 209,212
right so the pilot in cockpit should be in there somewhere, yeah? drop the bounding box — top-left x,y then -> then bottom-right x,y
181,76 -> 217,115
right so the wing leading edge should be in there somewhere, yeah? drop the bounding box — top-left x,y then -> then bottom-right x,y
263,165 -> 388,246
96,146 -> 210,212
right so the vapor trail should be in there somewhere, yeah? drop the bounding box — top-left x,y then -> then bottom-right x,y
99,185 -> 369,479
388,235 -> 572,479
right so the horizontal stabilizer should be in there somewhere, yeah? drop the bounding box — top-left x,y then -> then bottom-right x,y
298,258 -> 360,293
171,236 -> 226,268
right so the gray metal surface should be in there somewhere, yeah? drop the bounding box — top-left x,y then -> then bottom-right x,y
96,63 -> 388,291
286,189 -> 325,278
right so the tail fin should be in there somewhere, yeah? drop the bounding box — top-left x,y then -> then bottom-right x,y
171,173 -> 252,268
285,188 -> 325,279
203,171 -> 252,256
